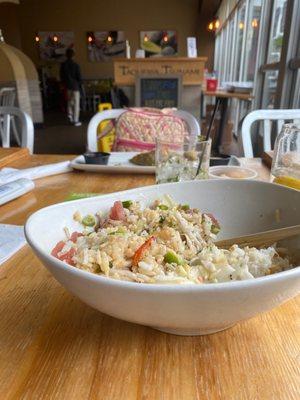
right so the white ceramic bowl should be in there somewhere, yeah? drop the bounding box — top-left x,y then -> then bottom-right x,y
209,165 -> 258,180
25,180 -> 300,336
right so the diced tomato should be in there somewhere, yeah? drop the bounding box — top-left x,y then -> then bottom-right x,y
132,236 -> 155,268
51,241 -> 65,257
51,240 -> 76,266
58,247 -> 76,266
70,231 -> 83,243
205,213 -> 220,228
109,201 -> 126,221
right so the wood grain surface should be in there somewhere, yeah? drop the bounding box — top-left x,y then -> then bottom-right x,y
0,147 -> 30,168
0,154 -> 299,400
262,151 -> 274,169
203,90 -> 253,101
114,57 -> 207,86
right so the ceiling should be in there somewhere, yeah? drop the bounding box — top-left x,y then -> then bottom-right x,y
199,0 -> 221,16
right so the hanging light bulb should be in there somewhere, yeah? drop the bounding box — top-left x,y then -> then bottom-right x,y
144,34 -> 149,42
163,35 -> 168,43
35,34 -> 40,43
87,35 -> 93,43
251,18 -> 258,28
107,35 -> 113,43
208,22 -> 214,31
239,22 -> 244,29
214,19 -> 220,30
53,34 -> 59,42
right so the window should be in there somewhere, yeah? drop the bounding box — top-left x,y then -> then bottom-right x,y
245,0 -> 262,81
262,70 -> 279,108
235,5 -> 246,81
213,0 -> 299,152
226,18 -> 235,81
292,70 -> 300,107
267,0 -> 288,63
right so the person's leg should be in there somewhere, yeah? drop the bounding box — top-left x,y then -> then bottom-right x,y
67,90 -> 74,123
73,91 -> 80,124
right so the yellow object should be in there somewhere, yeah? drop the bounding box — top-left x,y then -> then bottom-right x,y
97,103 -> 116,152
273,176 -> 300,190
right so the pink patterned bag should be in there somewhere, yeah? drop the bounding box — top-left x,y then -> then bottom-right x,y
114,107 -> 189,151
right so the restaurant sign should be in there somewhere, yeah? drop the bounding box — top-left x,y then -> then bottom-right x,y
114,57 -> 207,86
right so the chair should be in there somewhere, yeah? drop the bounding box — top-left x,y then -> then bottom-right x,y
0,107 -> 34,154
87,109 -> 201,152
0,87 -> 22,146
241,109 -> 300,157
0,87 -> 16,107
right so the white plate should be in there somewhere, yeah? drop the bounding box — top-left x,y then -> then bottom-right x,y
209,165 -> 257,180
70,153 -> 155,174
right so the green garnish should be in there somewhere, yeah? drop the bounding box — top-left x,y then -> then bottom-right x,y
82,215 -> 96,227
180,204 -> 190,211
108,227 -> 127,235
122,200 -> 132,209
65,192 -> 101,201
159,216 -> 165,224
164,251 -> 183,265
167,177 -> 179,183
211,225 -> 220,234
158,204 -> 168,210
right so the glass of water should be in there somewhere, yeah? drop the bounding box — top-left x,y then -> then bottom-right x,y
155,137 -> 211,184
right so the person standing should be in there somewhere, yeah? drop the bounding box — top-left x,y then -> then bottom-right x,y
60,48 -> 82,126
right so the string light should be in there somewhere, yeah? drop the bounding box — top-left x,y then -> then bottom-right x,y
53,34 -> 59,42
35,34 -> 40,43
251,18 -> 258,28
214,19 -> 220,29
87,35 -> 93,43
163,35 -> 168,43
239,22 -> 244,29
107,35 -> 112,43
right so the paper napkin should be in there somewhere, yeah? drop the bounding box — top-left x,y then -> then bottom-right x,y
0,161 -> 71,185
0,224 -> 26,265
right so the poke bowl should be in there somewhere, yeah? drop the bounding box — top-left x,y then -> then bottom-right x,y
25,180 -> 300,336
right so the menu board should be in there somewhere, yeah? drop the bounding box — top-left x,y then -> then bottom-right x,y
135,75 -> 182,108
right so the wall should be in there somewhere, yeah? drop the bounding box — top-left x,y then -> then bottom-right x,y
0,3 -> 22,49
16,0 -> 214,79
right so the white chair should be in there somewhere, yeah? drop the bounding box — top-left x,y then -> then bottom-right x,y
0,87 -> 16,107
87,109 -> 201,152
0,107 -> 34,154
241,109 -> 300,157
0,87 -> 22,146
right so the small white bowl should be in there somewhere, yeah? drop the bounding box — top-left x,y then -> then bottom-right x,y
25,180 -> 300,336
209,165 -> 258,180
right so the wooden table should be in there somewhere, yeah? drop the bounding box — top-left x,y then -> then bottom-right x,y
0,154 -> 299,400
202,90 -> 253,154
203,90 -> 253,102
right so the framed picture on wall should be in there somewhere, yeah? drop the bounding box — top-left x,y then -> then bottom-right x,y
139,30 -> 178,58
36,31 -> 74,62
87,31 -> 126,62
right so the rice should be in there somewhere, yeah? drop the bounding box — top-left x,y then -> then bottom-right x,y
50,196 -> 292,284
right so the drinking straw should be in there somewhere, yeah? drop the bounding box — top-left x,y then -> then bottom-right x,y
195,98 -> 221,177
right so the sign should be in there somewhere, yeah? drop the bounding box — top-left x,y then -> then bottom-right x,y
114,57 -> 207,86
187,37 -> 197,58
135,75 -> 182,108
